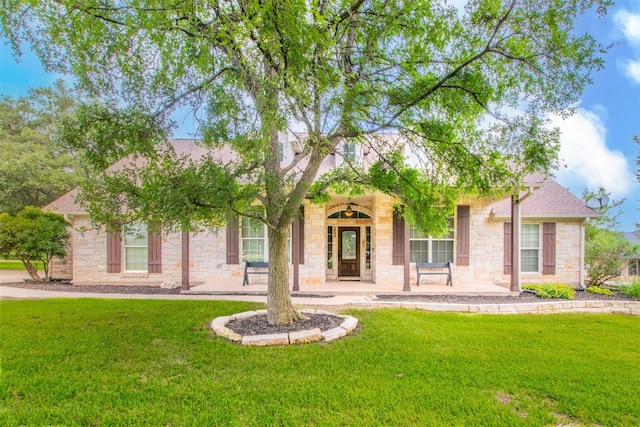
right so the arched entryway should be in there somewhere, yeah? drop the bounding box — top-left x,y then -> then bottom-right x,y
326,203 -> 373,282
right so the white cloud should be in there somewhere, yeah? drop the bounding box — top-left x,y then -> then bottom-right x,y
614,10 -> 640,44
615,9 -> 640,84
623,59 -> 640,83
550,109 -> 634,196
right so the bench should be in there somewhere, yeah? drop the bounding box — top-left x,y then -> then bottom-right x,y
416,262 -> 452,286
243,261 -> 269,286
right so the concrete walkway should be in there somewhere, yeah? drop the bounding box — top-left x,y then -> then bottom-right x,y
0,270 -> 365,305
2,270 -> 638,316
0,268 -> 513,306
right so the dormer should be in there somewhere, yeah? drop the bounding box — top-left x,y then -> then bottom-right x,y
335,140 -> 368,167
278,131 -> 302,167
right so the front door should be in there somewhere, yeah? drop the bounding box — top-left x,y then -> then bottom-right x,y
338,227 -> 360,277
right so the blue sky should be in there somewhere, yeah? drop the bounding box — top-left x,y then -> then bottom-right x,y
1,1 -> 638,231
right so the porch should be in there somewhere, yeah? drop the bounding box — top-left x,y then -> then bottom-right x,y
182,279 -> 514,296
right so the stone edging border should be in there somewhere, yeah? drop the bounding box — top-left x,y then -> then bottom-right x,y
351,300 -> 640,315
211,308 -> 358,346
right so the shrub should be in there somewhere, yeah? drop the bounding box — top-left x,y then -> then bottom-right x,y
522,284 -> 575,299
619,279 -> 640,300
586,286 -> 614,296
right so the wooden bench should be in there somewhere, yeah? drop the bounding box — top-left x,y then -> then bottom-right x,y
416,262 -> 452,286
242,261 -> 269,286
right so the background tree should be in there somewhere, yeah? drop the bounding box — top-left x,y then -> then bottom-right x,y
583,189 -> 639,287
0,80 -> 83,213
2,0 -> 610,324
0,207 -> 70,281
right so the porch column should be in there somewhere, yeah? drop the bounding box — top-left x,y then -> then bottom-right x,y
181,231 -> 190,291
510,194 -> 520,292
292,218 -> 300,292
403,219 -> 411,291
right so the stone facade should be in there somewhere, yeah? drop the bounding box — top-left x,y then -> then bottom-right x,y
59,191 -> 587,289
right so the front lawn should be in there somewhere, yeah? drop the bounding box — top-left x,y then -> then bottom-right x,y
1,299 -> 638,426
0,259 -> 43,271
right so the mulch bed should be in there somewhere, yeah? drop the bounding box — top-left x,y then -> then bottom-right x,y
226,313 -> 344,336
375,290 -> 637,304
0,282 -> 182,294
1,282 -> 635,302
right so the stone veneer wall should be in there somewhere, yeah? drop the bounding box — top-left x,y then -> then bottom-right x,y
448,197 -> 585,287
68,195 -> 585,288
373,194 -> 404,287
70,215 -> 245,285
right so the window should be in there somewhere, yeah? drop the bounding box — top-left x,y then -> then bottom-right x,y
521,223 -> 540,272
327,226 -> 333,269
241,217 -> 266,262
328,210 -> 371,219
365,226 -> 371,270
409,219 -> 454,263
343,142 -> 356,162
241,216 -> 292,262
629,259 -> 639,276
124,223 -> 148,271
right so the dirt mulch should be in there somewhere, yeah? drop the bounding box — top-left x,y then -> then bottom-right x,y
226,313 -> 344,336
375,291 -> 637,304
0,282 -> 182,294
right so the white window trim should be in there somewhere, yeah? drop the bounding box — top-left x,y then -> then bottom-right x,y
409,220 -> 454,264
123,223 -> 148,272
240,217 -> 292,263
521,223 -> 540,273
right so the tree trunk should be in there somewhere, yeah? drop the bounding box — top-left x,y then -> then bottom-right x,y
23,258 -> 41,281
266,224 -> 304,325
43,257 -> 51,282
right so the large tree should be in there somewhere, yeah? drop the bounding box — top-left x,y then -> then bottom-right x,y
0,80 -> 83,213
2,0 -> 610,324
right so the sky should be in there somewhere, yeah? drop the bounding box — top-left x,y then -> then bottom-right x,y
1,1 -> 639,232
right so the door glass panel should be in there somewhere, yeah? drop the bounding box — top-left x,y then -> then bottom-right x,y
342,230 -> 357,260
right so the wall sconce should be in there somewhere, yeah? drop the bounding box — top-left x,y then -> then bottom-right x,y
344,204 -> 354,217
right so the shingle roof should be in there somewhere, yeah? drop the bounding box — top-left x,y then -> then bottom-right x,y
624,231 -> 640,245
490,174 -> 597,219
44,188 -> 83,214
45,140 -> 597,221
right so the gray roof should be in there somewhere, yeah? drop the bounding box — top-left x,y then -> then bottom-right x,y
624,231 -> 640,245
490,174 -> 597,220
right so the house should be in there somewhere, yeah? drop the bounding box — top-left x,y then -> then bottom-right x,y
45,136 -> 597,290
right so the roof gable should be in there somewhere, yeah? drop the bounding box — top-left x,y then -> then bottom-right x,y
490,175 -> 597,220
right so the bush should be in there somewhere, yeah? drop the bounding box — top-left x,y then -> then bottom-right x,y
619,279 -> 640,300
522,284 -> 575,299
586,286 -> 614,296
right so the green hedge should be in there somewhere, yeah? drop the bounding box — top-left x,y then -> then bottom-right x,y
522,284 -> 575,299
586,286 -> 614,296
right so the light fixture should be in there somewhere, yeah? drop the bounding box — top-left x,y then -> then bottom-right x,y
344,204 -> 354,218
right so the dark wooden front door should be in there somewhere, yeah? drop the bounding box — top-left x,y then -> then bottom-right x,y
338,227 -> 360,277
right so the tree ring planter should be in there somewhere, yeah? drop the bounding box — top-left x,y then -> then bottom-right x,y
211,309 -> 358,346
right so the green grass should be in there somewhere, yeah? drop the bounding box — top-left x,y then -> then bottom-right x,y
0,259 -> 43,271
1,299 -> 639,426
